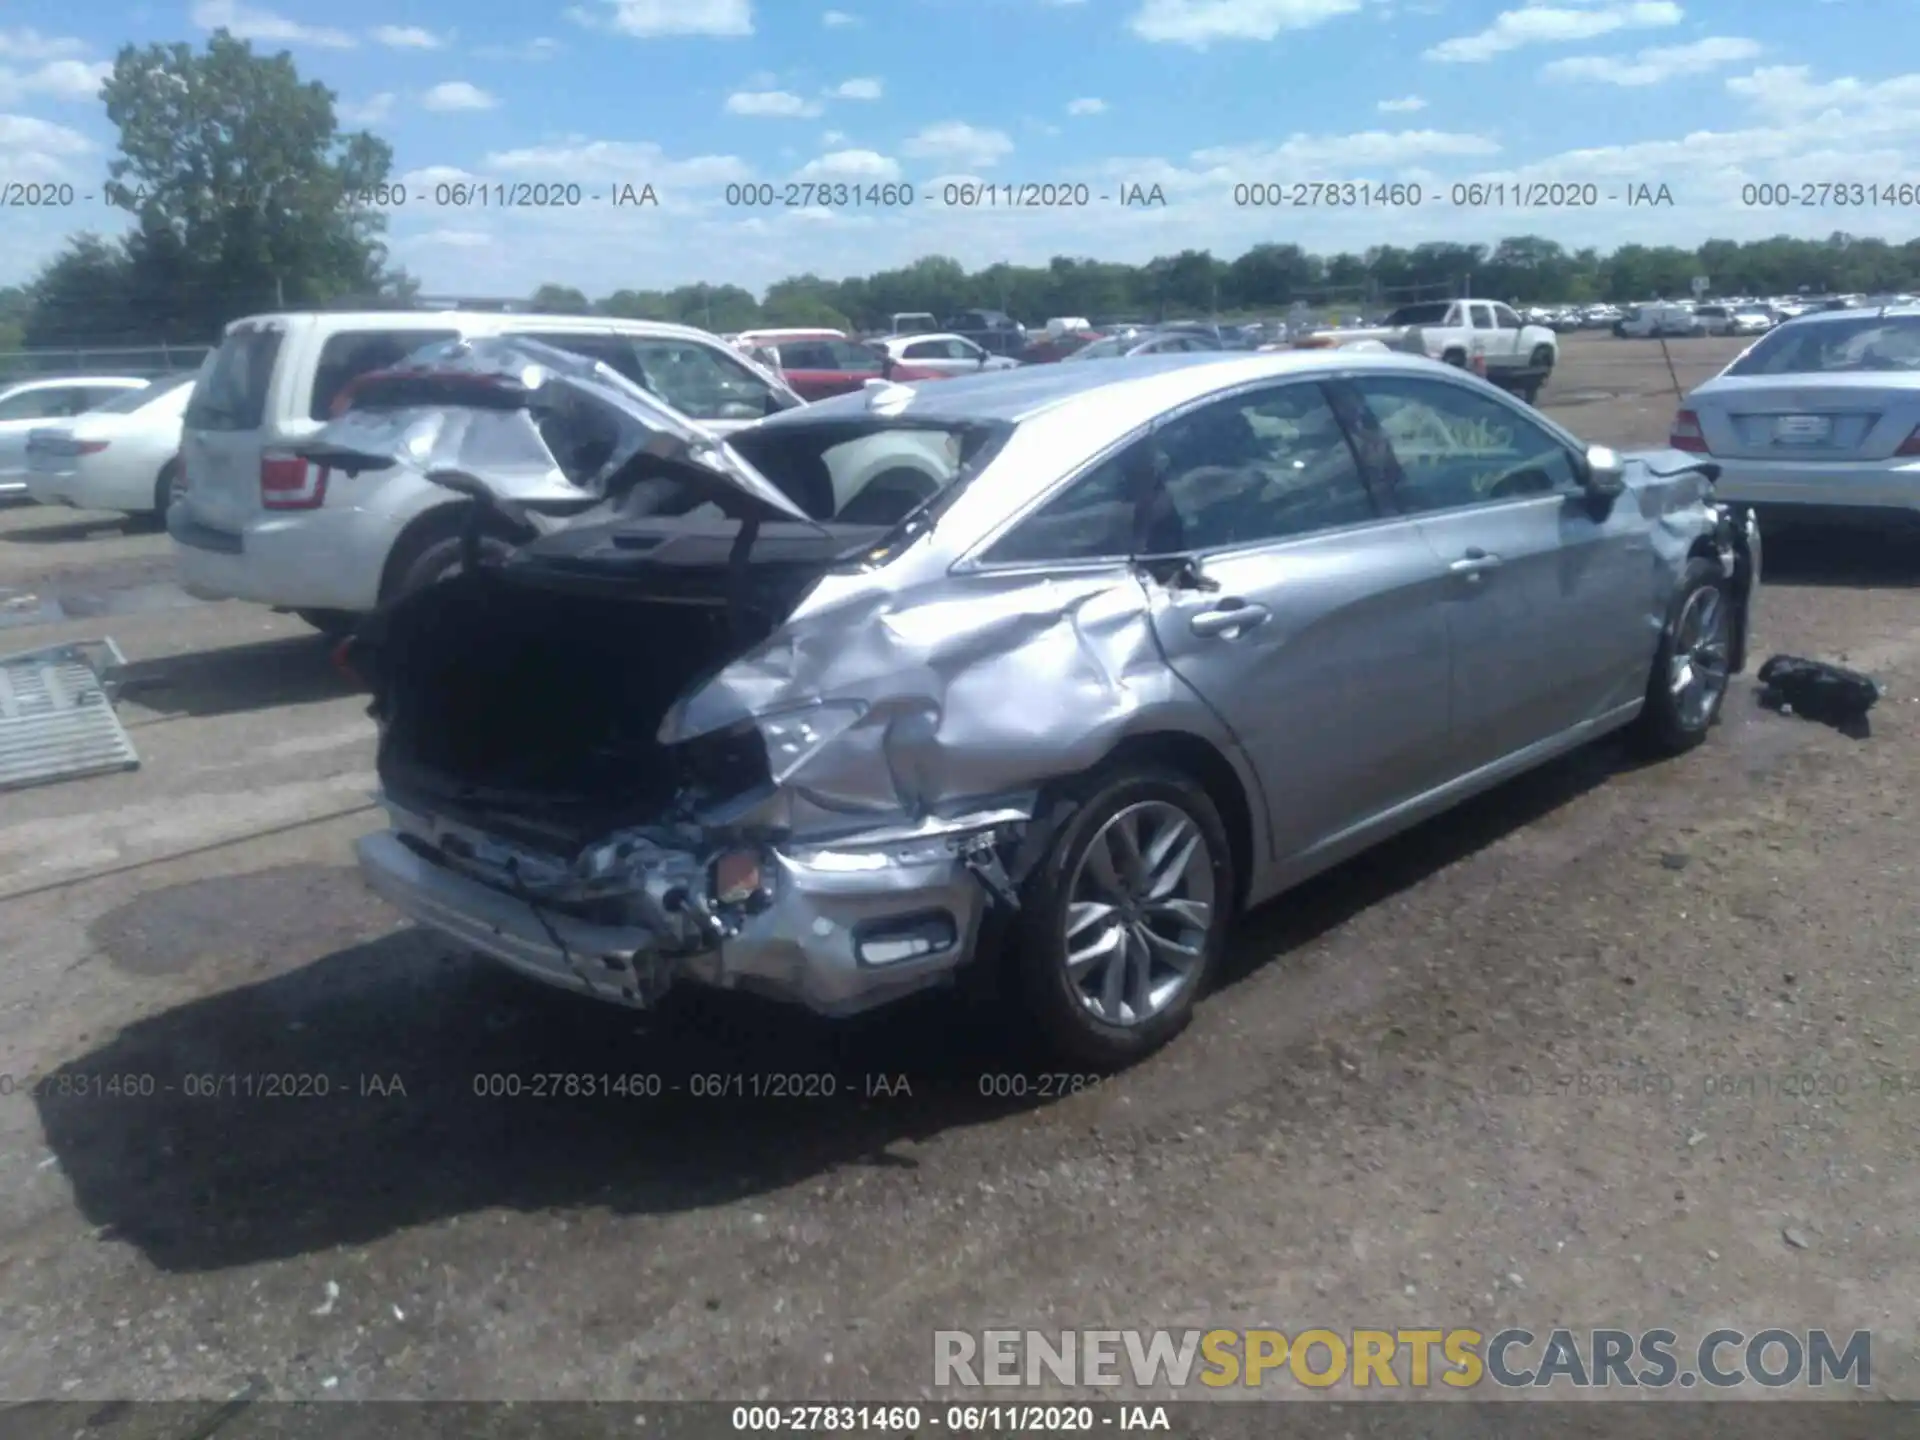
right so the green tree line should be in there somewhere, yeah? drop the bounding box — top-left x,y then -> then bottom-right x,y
525,233 -> 1920,335
4,26 -> 1919,353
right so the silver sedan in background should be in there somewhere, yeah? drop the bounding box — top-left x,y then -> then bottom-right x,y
333,341 -> 1758,1067
1672,305 -> 1920,528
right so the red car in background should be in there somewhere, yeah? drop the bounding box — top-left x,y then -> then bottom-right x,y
751,333 -> 949,400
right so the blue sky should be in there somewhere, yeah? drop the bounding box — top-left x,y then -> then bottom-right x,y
3,0 -> 1917,298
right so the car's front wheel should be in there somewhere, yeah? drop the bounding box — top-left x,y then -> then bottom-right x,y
1627,556 -> 1733,757
1009,766 -> 1235,1068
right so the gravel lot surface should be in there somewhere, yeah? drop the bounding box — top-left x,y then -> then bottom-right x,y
1,334 -> 1915,1404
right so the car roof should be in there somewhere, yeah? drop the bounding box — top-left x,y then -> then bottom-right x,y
883,332 -> 967,346
220,309 -> 724,344
1766,304 -> 1920,327
752,349 -> 1449,429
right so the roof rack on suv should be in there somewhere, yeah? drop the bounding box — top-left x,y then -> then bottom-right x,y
316,295 -> 549,314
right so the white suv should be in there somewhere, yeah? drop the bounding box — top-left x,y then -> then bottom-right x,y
169,310 -> 803,633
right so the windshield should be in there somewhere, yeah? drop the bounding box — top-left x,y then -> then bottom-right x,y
92,373 -> 194,414
725,420 -> 1010,527
1725,314 -> 1920,375
1383,303 -> 1452,326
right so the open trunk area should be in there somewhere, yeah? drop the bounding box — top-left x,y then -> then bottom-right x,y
364,566 -> 782,839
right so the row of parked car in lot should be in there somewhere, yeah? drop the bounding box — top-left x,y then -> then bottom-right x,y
1521,291 -> 1918,337
3,298 -> 1916,1060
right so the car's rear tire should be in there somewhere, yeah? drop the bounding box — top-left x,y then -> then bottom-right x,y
382,504 -> 522,602
149,461 -> 183,524
1442,348 -> 1467,367
1626,557 -> 1732,758
295,609 -> 360,638
1528,344 -> 1554,372
1006,766 -> 1235,1069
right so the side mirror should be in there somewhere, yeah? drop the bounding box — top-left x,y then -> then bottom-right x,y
882,355 -> 897,379
976,353 -> 988,370
1582,444 -> 1626,498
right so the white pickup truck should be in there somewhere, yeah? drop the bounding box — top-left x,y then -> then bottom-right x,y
1295,299 -> 1559,402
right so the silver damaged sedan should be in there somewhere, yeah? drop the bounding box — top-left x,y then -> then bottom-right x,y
327,336 -> 1760,1066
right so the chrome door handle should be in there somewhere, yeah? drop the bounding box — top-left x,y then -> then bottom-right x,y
1450,550 -> 1502,580
1190,601 -> 1270,637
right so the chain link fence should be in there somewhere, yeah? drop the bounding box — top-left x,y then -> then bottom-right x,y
0,344 -> 214,385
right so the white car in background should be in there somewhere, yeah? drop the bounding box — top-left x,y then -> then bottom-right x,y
0,375 -> 151,495
873,332 -> 1021,375
24,372 -> 196,521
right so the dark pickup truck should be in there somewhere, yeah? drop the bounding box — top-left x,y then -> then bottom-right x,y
941,310 -> 1029,359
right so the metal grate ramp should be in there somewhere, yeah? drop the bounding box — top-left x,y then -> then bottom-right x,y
0,639 -> 140,792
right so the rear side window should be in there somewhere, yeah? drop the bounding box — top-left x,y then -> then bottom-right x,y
187,327 -> 283,431
0,386 -> 86,421
309,329 -> 457,419
984,450 -> 1140,564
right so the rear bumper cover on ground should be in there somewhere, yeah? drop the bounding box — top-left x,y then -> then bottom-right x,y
355,802 -> 1008,1017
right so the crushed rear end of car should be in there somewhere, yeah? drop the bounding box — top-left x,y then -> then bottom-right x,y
330,337 -> 1030,1016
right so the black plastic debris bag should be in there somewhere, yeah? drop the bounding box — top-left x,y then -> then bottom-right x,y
1756,654 -> 1882,727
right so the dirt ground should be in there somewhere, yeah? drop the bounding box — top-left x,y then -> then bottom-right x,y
2,333 -> 1918,1404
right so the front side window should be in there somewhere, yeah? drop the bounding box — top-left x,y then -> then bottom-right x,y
1469,305 -> 1495,330
1491,305 -> 1523,328
903,341 -> 942,360
1346,376 -> 1580,514
824,340 -> 883,373
1144,382 -> 1380,551
626,337 -> 774,421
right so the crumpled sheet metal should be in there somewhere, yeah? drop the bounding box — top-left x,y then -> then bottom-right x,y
304,334 -> 810,525
660,563 -> 1254,847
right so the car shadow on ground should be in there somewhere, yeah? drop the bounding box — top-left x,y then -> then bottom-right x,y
113,633 -> 359,718
36,735 -> 1637,1274
1762,525 -> 1920,589
0,513 -> 146,545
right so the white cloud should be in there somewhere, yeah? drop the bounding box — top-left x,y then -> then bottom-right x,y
1377,94 -> 1427,111
822,129 -> 847,144
565,0 -> 753,37
1129,0 -> 1363,46
1066,96 -> 1107,115
726,89 -> 823,117
822,9 -> 858,23
190,0 -> 357,48
1541,35 -> 1759,84
831,76 -> 883,99
1425,1 -> 1680,61
902,121 -> 1014,168
338,92 -> 396,124
0,29 -> 87,61
397,164 -> 483,190
0,112 -> 93,179
796,148 -> 901,181
1724,64 -> 1920,114
0,59 -> 111,104
420,81 -> 497,110
486,139 -> 752,187
408,229 -> 493,249
473,36 -> 562,59
371,25 -> 446,48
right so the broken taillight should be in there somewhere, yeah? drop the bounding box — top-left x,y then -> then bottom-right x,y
1670,409 -> 1708,453
330,637 -> 362,686
260,453 -> 327,509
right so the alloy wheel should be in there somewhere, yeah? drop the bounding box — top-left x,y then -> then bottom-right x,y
1668,583 -> 1731,728
1061,800 -> 1215,1026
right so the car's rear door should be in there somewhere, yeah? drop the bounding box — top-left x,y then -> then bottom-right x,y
1334,372 -> 1657,775
1138,377 -> 1456,867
